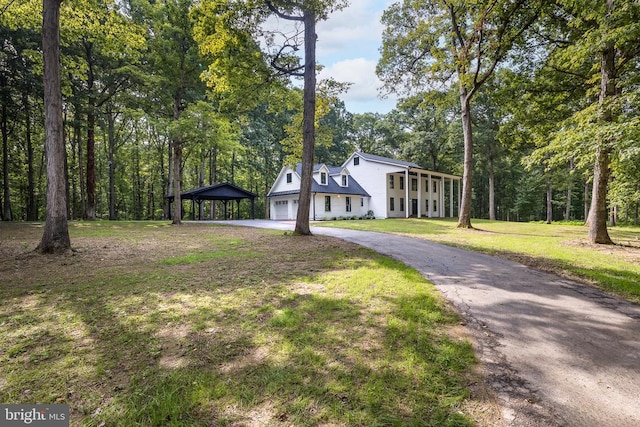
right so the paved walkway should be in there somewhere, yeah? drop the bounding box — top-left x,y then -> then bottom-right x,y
211,220 -> 640,426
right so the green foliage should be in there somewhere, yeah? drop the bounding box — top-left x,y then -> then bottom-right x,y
191,0 -> 274,112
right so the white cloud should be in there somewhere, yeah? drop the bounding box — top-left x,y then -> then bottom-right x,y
260,0 -> 397,114
318,57 -> 397,114
314,0 -> 398,114
316,0 -> 387,61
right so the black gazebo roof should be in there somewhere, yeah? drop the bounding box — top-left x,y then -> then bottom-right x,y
167,183 -> 257,220
167,183 -> 257,202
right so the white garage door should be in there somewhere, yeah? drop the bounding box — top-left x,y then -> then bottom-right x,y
273,200 -> 289,220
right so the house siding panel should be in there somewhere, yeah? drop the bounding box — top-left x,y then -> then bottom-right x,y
270,167 -> 301,195
345,158 -> 406,219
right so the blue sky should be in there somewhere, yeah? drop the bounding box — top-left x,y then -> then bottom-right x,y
315,0 -> 397,114
265,0 -> 397,115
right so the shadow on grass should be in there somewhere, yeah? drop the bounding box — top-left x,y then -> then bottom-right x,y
96,293 -> 474,426
0,224 -> 478,426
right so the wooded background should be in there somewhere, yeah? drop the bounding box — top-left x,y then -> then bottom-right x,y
1,0 -> 638,225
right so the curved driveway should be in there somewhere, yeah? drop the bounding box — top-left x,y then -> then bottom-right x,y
214,220 -> 640,426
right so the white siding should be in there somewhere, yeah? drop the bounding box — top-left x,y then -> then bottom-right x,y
269,167 -> 301,195
309,193 -> 369,220
344,156 -> 406,219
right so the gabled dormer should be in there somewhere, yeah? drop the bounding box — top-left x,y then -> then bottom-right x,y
338,168 -> 350,187
315,164 -> 330,186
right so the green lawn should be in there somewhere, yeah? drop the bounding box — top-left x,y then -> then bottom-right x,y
0,221 -> 482,426
316,218 -> 640,303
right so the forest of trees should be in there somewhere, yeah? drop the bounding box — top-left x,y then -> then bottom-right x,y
1,1 -> 639,234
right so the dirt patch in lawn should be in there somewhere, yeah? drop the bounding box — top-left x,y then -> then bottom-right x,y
564,239 -> 640,264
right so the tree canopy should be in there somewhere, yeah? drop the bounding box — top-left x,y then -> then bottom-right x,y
0,0 -> 638,247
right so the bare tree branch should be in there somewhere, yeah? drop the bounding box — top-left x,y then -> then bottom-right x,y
265,0 -> 304,22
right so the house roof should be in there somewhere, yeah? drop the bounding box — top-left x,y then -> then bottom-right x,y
351,152 -> 422,169
268,163 -> 370,198
167,183 -> 256,201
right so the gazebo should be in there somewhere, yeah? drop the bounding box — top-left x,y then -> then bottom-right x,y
167,183 -> 257,220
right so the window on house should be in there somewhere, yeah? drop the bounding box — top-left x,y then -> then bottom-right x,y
346,197 -> 351,212
399,176 -> 404,190
411,178 -> 417,191
400,198 -> 405,212
389,175 -> 394,189
325,196 -> 331,211
341,175 -> 347,186
433,181 -> 438,193
321,172 -> 327,185
353,156 -> 359,166
286,172 -> 292,183
360,197 -> 364,207
433,199 -> 437,212
390,197 -> 395,211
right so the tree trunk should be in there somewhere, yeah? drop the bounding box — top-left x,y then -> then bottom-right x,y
171,140 -> 182,225
546,174 -> 552,224
609,204 -> 616,227
587,145 -> 612,245
38,0 -> 70,254
457,90 -> 473,228
634,188 -> 639,225
294,7 -> 316,236
2,101 -> 12,221
107,107 -> 117,220
209,147 -> 217,219
488,155 -> 495,221
25,91 -> 36,220
564,159 -> 573,221
85,81 -> 96,220
165,139 -> 173,219
171,93 -> 183,225
588,11 -> 615,244
584,180 -> 590,221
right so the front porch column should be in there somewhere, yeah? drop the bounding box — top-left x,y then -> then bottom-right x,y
427,174 -> 432,218
440,178 -> 445,218
417,173 -> 423,218
449,178 -> 454,218
405,169 -> 410,218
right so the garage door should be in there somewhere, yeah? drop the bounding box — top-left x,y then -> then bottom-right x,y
273,200 -> 289,220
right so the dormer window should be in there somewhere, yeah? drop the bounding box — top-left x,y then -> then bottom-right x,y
353,156 -> 360,166
320,172 -> 327,185
341,174 -> 348,187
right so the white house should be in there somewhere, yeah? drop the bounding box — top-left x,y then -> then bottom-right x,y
267,152 -> 462,220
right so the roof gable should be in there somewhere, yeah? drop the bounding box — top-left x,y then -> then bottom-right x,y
345,152 -> 422,169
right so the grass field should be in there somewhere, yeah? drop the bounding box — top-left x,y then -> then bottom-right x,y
316,218 -> 640,303
0,221 -> 488,426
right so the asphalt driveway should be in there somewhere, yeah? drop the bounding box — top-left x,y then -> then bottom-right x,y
212,220 -> 640,427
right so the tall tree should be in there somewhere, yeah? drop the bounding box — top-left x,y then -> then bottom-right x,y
62,0 -> 146,219
525,0 -> 640,243
378,0 -> 540,228
260,0 -> 348,235
38,0 -> 70,253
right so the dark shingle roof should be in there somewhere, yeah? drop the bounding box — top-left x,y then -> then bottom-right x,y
269,163 -> 370,197
355,152 -> 422,169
